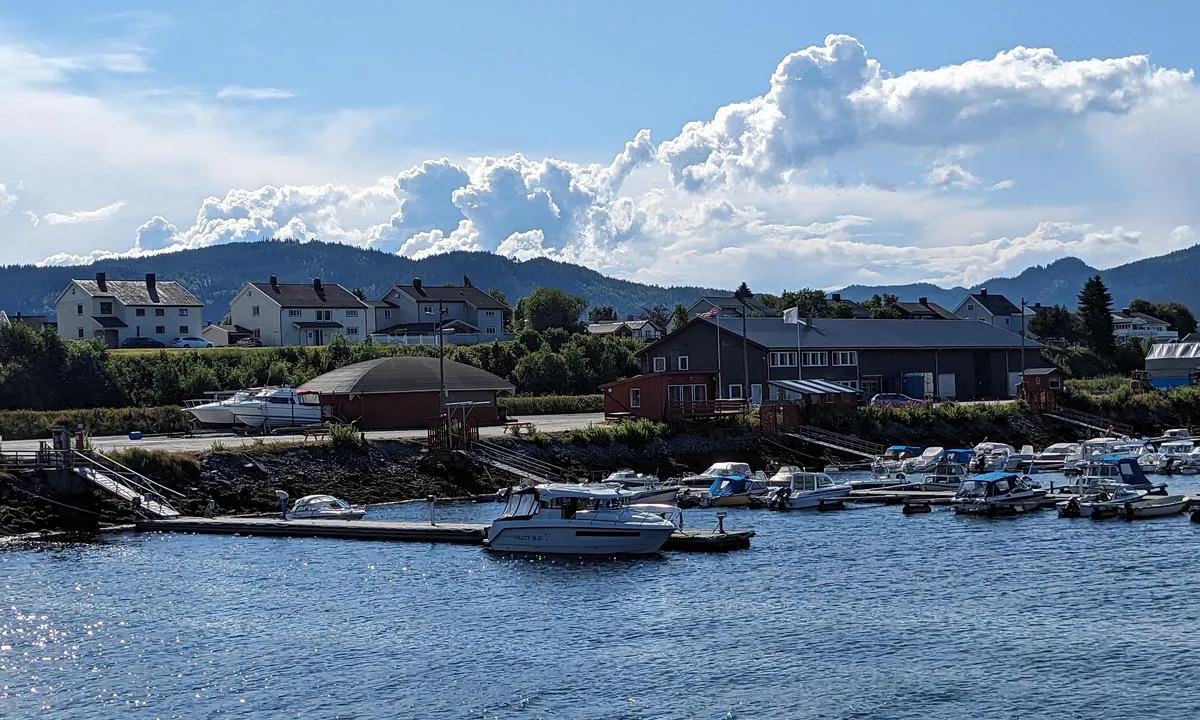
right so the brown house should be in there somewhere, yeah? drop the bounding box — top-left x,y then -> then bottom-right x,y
298,356 -> 514,429
600,371 -> 747,420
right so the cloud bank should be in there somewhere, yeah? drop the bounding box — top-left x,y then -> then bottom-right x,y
17,32 -> 1200,290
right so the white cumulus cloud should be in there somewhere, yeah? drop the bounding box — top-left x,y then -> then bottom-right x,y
42,200 -> 126,225
215,85 -> 296,101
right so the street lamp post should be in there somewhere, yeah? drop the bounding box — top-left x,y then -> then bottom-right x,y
426,300 -> 450,447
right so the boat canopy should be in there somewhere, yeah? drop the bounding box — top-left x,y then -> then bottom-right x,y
291,494 -> 348,509
708,477 -> 753,496
699,462 -> 751,477
535,483 -> 635,501
944,449 -> 976,463
1114,457 -> 1151,486
886,445 -> 921,455
969,471 -> 1022,484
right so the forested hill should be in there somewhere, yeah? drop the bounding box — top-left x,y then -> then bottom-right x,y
0,241 -> 721,323
838,248 -> 1200,310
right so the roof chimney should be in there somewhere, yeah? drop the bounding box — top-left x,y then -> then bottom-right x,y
95,272 -> 107,291
919,296 -> 928,305
269,275 -> 279,291
979,288 -> 988,296
413,278 -> 423,293
145,273 -> 156,293
312,278 -> 322,293
1122,307 -> 1132,315
463,274 -> 472,287
831,293 -> 841,302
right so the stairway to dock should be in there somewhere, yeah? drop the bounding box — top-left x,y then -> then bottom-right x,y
70,451 -> 184,518
779,425 -> 885,460
470,440 -> 576,484
1043,407 -> 1136,437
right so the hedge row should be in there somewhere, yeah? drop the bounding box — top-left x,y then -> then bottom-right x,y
498,394 -> 603,415
0,406 -> 192,441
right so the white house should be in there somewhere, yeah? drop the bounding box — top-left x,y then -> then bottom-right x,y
55,272 -> 205,347
1112,308 -> 1178,344
586,319 -> 664,341
953,289 -> 1029,334
371,277 -> 509,344
229,277 -> 370,346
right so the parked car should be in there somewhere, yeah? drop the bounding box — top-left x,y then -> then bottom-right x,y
120,337 -> 165,349
870,393 -> 922,408
234,337 -> 263,347
169,336 -> 214,349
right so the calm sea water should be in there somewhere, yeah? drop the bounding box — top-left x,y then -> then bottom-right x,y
4,471 -> 1200,720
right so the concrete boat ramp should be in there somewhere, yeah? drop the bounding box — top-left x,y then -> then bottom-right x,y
136,517 -> 753,553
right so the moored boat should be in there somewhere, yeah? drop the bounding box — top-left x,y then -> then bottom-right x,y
951,472 -> 1046,516
286,494 -> 367,520
760,470 -> 851,510
486,484 -> 677,555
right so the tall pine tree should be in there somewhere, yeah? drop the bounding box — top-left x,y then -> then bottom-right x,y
1077,275 -> 1115,359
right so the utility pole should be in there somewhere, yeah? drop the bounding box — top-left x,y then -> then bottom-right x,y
439,298 -> 449,447
1020,297 -> 1027,395
733,283 -> 752,403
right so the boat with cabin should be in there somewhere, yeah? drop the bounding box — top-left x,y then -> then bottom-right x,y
759,470 -> 851,509
285,494 -> 367,520
1031,443 -> 1081,473
185,387 -> 274,426
675,462 -> 758,488
901,447 -> 945,473
486,484 -> 678,555
597,469 -> 682,504
951,472 -> 1047,516
969,442 -> 1018,473
916,461 -> 969,491
229,387 -> 323,429
704,475 -> 769,507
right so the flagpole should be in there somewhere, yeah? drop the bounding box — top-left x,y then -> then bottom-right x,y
796,312 -> 802,382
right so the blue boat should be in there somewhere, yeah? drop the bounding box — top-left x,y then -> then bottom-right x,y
952,471 -> 1046,516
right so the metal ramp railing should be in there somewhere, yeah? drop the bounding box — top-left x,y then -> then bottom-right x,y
1043,407 -> 1137,437
471,440 -> 574,484
70,451 -> 184,518
779,425 -> 886,460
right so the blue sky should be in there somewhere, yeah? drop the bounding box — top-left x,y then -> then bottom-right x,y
1,2 -> 1198,290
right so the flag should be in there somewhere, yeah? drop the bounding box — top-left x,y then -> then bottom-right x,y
702,307 -> 719,318
783,307 -> 799,324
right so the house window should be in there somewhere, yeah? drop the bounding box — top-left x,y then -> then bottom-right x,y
76,304 -> 84,315
832,351 -> 858,366
486,328 -> 496,335
318,310 -> 332,321
179,308 -> 189,317
692,384 -> 707,402
289,309 -> 302,317
652,356 -> 666,372
967,304 -> 974,311
347,327 -> 359,336
629,388 -> 641,409
383,310 -> 392,319
77,328 -> 84,338
1003,317 -> 1010,325
485,311 -> 496,317
802,351 -> 829,367
179,326 -> 189,334
135,308 -> 146,317
99,302 -> 113,315
253,329 -> 261,339
835,380 -> 860,391
155,326 -> 165,334
155,308 -> 165,317
769,351 -> 798,367
1049,377 -> 1062,390
728,384 -> 744,399
346,309 -> 359,317
252,305 -> 260,317
677,355 -> 689,371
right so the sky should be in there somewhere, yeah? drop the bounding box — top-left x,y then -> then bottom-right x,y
1,1 -> 1199,291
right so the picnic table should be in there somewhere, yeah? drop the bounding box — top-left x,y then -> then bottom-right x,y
503,421 -> 536,436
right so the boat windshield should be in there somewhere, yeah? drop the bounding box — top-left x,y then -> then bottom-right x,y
955,480 -> 992,499
497,491 -> 539,519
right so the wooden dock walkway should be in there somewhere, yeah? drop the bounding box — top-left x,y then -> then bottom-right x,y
136,516 -> 754,552
847,489 -> 957,505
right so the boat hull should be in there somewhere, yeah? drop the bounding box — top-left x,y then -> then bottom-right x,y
1123,497 -> 1187,519
953,499 -> 1043,516
707,494 -> 756,507
626,487 -> 681,504
287,509 -> 367,520
231,406 -> 323,428
186,404 -> 238,426
772,487 -> 852,510
486,524 -> 675,555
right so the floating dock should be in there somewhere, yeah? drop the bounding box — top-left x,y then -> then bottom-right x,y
136,516 -> 753,552
847,489 -> 957,505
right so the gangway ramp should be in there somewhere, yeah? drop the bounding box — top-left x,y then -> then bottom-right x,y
1043,407 -> 1136,437
780,425 -> 885,460
70,451 -> 184,518
471,440 -> 573,484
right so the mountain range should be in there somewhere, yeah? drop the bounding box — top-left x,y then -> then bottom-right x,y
1,240 -> 1197,324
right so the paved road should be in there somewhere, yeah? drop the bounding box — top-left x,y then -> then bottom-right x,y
4,412 -> 607,454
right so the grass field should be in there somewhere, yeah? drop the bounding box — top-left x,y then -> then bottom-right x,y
109,346 -> 271,357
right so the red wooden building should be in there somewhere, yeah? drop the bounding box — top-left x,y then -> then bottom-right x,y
601,371 -> 745,420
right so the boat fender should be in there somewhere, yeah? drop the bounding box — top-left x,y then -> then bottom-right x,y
896,472 -> 906,482
1123,501 -> 1135,521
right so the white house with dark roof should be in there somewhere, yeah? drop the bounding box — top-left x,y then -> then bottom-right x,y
587,319 -> 664,341
372,277 -> 509,344
55,272 -> 205,347
953,289 -> 1030,333
1112,308 -> 1177,343
229,276 -> 370,346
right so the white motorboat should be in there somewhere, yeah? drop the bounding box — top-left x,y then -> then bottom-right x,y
285,494 -> 366,520
969,442 -> 1018,473
229,387 -> 323,429
1058,485 -> 1143,519
871,446 -> 922,478
675,462 -> 759,488
597,469 -> 681,504
901,447 -> 945,473
1000,445 -> 1036,473
1119,493 -> 1188,519
1145,440 -> 1195,474
951,472 -> 1046,516
916,461 -> 969,491
486,484 -> 677,555
761,470 -> 851,509
184,388 -> 272,426
1064,486 -> 1187,520
1031,443 -> 1081,473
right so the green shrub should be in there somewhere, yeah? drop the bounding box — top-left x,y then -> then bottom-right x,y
564,419 -> 670,448
499,395 -> 603,415
0,406 -> 193,441
328,422 -> 368,451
